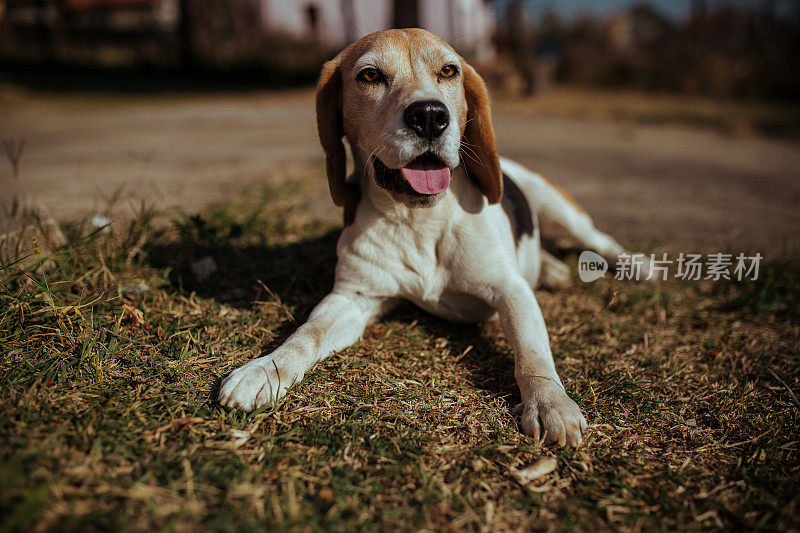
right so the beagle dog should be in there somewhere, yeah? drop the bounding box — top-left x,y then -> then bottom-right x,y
219,29 -> 632,447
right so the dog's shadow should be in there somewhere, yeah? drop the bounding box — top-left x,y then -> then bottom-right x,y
145,229 -> 519,407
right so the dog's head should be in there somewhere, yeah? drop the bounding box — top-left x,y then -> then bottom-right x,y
316,28 -> 502,221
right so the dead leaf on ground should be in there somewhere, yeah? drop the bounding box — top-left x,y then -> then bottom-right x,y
510,456 -> 558,485
122,304 -> 147,328
229,429 -> 252,448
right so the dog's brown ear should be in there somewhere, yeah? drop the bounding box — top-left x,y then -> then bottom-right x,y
316,56 -> 359,224
461,63 -> 502,204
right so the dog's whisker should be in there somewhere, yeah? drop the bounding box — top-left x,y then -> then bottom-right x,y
459,145 -> 482,166
362,145 -> 390,180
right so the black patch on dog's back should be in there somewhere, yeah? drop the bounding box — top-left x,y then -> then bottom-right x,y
501,173 -> 536,245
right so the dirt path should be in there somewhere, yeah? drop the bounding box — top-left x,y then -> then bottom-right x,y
2,89 -> 799,254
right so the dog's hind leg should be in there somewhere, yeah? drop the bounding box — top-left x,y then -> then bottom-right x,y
539,250 -> 572,290
499,157 -> 628,264
514,231 -> 572,290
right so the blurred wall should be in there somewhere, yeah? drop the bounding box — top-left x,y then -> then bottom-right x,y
258,0 -> 494,57
259,0 -> 390,47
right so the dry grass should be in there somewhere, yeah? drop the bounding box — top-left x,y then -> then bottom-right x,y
1,166 -> 798,531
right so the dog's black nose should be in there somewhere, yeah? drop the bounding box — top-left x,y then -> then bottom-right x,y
404,100 -> 450,140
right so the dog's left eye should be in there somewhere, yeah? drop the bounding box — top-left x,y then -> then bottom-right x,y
357,68 -> 384,83
439,65 -> 459,78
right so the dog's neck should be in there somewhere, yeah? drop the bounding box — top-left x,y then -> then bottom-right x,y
349,145 -> 486,224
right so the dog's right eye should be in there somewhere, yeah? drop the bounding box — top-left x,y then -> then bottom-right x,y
357,68 -> 384,84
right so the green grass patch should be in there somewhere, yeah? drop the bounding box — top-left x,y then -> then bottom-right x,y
1,173 -> 798,531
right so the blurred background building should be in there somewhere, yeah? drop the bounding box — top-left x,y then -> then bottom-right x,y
0,0 -> 495,77
1,0 -> 798,99
257,0 -> 495,58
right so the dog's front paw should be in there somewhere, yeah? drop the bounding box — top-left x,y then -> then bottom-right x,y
514,379 -> 587,447
218,359 -> 293,412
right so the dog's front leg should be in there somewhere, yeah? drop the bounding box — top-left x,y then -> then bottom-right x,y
219,291 -> 383,411
494,279 -> 588,447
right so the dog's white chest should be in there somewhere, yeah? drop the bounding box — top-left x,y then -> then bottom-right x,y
334,198 -> 520,326
337,214 -> 451,300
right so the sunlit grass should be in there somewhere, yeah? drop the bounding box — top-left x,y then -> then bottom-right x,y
1,169 -> 798,531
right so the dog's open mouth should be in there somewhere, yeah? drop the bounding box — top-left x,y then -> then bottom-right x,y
373,153 -> 451,196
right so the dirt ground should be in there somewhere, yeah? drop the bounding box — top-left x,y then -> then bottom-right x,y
2,88 -> 799,255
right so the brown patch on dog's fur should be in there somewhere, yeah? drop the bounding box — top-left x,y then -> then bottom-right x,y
316,57 -> 361,225
461,64 -> 502,204
501,173 -> 535,244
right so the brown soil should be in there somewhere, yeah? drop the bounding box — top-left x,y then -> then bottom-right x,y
2,88 -> 798,255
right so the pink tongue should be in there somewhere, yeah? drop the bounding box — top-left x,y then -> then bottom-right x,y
400,160 -> 451,194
